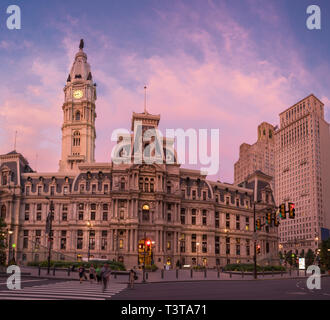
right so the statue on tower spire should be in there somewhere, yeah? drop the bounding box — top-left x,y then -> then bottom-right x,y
79,39 -> 84,50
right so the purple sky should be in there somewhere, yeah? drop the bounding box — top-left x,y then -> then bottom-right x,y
1,0 -> 330,182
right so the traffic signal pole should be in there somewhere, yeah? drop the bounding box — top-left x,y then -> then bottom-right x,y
253,202 -> 257,280
142,232 -> 146,283
46,200 -> 53,275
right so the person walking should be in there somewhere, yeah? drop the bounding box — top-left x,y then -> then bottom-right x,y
95,266 -> 101,284
100,263 -> 111,292
129,269 -> 136,289
89,265 -> 96,283
78,265 -> 86,283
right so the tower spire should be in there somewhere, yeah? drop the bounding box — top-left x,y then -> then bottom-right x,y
79,39 -> 84,50
144,85 -> 147,114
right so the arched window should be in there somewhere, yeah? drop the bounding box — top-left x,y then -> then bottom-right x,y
142,204 -> 150,221
73,131 -> 80,147
75,111 -> 81,121
1,205 -> 6,219
2,173 -> 7,186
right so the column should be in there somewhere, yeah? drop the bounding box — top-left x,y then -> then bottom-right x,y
174,232 -> 177,253
127,200 -> 130,219
135,199 -> 138,219
134,229 -> 138,252
109,229 -> 113,253
111,199 -> 114,218
125,230 -> 129,252
155,230 -> 159,253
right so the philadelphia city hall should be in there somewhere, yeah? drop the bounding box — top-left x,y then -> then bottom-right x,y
0,40 -> 279,269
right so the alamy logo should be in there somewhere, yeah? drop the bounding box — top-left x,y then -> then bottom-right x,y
306,265 -> 321,290
111,121 -> 220,175
6,265 -> 21,290
306,5 -> 321,30
5,5 -> 21,30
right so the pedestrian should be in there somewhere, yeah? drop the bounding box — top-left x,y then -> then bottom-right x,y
100,263 -> 112,292
89,264 -> 96,283
95,266 -> 101,284
129,269 -> 135,289
78,265 -> 86,283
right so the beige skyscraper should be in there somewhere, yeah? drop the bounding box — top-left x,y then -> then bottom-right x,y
275,94 -> 330,255
234,122 -> 275,186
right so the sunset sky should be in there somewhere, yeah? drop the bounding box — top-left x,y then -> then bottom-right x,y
1,0 -> 330,182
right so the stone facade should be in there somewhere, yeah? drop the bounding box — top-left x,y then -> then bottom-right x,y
234,122 -> 275,189
0,42 -> 279,269
275,94 -> 330,254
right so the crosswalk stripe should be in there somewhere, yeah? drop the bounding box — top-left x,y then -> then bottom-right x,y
0,281 -> 127,300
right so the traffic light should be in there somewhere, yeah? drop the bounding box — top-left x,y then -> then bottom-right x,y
145,240 -> 151,252
257,244 -> 261,254
266,212 -> 272,225
289,203 -> 295,219
256,219 -> 261,230
279,203 -> 286,219
274,215 -> 280,227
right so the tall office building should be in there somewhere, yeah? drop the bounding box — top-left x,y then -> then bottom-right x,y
275,94 -> 330,254
234,122 -> 275,187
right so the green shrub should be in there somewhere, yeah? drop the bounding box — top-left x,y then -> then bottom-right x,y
27,259 -> 126,271
224,263 -> 285,272
192,265 -> 205,271
144,264 -> 158,272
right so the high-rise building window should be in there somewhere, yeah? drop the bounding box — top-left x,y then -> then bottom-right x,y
192,209 -> 196,225
202,210 -> 207,226
180,208 -> 185,225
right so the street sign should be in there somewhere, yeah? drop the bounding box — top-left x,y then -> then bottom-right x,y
299,258 -> 305,270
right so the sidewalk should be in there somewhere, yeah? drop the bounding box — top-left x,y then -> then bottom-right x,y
17,266 -> 327,283
132,268 -> 313,283
18,266 -> 130,284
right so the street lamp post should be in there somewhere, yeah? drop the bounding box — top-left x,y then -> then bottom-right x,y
86,221 -> 92,262
7,230 -> 13,264
253,202 -> 258,280
45,199 -> 54,275
196,242 -> 200,267
142,232 -> 146,283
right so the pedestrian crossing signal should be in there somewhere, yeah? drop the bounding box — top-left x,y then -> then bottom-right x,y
289,203 -> 295,219
279,203 -> 286,219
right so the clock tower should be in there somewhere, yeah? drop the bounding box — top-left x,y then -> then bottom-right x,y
59,39 -> 97,172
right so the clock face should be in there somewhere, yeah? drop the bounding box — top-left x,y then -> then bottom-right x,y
73,90 -> 83,99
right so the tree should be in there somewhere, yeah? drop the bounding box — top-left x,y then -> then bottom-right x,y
319,239 -> 330,271
305,249 -> 315,267
279,251 -> 284,260
285,250 -> 293,266
0,217 -> 7,267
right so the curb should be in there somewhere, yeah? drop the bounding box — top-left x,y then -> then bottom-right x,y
17,274 -> 130,284
132,274 -> 330,284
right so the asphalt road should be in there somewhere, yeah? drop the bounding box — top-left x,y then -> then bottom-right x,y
1,276 -> 329,300
0,276 -> 67,291
112,277 -> 330,300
